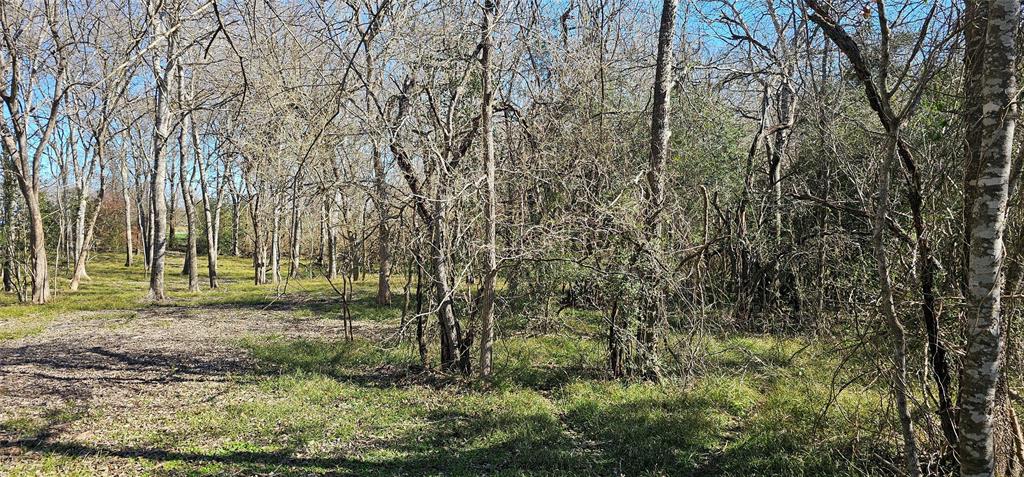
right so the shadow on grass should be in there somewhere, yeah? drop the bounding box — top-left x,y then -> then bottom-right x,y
5,333 -> 889,476
241,334 -> 610,392
12,389 -> 719,476
239,336 -> 454,389
0,338 -> 254,404
175,294 -> 403,323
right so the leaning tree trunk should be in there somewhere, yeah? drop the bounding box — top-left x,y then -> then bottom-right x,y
70,151 -> 106,291
959,2 -> 1019,475
874,137 -> 923,477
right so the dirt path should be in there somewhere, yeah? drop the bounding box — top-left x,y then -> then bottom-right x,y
0,305 -> 367,444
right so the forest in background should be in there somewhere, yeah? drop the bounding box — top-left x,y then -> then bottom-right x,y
1,0 -> 1023,475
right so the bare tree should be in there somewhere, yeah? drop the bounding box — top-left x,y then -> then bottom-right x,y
477,0 -> 498,377
147,0 -> 180,300
0,2 -> 71,303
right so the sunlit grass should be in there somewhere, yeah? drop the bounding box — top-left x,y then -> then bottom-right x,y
0,252 -> 359,340
1,253 -> 898,476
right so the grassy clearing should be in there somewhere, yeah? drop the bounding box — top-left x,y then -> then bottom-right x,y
1,254 -> 898,476
0,252 -> 347,340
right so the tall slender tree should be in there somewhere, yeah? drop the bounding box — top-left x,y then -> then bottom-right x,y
478,0 -> 498,377
959,0 -> 1019,474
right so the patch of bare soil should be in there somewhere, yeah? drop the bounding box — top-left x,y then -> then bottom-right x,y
0,305 -> 374,451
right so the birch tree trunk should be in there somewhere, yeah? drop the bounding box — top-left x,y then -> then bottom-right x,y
961,0 -> 987,295
959,1 -> 1019,474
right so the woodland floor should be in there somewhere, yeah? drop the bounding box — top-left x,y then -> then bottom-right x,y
0,253 -> 898,476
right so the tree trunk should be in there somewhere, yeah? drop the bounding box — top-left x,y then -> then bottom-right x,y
121,159 -> 134,267
72,177 -> 90,282
769,80 -> 794,242
477,0 -> 498,378
959,2 -> 1019,475
194,119 -> 218,288
289,191 -> 301,279
318,202 -> 326,266
251,203 -> 268,285
231,188 -> 240,257
70,150 -> 106,291
178,81 -> 199,293
148,7 -> 177,300
327,194 -> 338,280
24,190 -> 49,304
874,137 -> 923,477
635,0 -> 677,380
961,0 -> 988,296
138,188 -> 151,271
373,144 -> 392,305
1,165 -> 14,293
271,192 -> 282,285
433,180 -> 463,373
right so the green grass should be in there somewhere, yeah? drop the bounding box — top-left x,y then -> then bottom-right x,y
0,254 -> 899,476
36,333 -> 885,476
0,252 -> 348,339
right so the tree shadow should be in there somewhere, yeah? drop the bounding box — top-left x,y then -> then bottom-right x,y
239,336 -> 456,389
179,294 -> 404,324
11,397 -> 599,475
0,338 -> 255,403
8,384 -> 740,476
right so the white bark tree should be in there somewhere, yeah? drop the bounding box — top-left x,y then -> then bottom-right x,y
958,1 -> 1019,474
